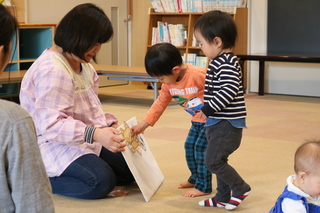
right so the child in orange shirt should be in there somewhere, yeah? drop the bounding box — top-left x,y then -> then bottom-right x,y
131,42 -> 212,197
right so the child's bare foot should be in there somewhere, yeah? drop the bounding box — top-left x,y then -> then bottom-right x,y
178,181 -> 195,189
182,188 -> 211,197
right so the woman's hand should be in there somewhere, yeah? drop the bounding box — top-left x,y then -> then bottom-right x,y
110,122 -> 119,128
93,127 -> 125,152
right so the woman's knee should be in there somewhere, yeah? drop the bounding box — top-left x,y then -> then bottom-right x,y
87,169 -> 117,199
71,166 -> 117,199
57,154 -> 118,199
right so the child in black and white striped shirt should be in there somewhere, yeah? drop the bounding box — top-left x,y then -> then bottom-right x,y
193,10 -> 251,211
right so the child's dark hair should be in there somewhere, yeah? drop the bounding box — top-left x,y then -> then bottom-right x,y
194,10 -> 237,49
0,2 -> 18,61
54,3 -> 113,63
145,43 -> 183,77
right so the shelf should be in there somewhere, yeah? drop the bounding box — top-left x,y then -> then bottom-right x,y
4,63 -> 18,71
187,46 -> 201,50
11,35 -> 18,61
147,8 -> 247,54
19,28 -> 54,60
1,24 -> 56,97
146,7 -> 248,85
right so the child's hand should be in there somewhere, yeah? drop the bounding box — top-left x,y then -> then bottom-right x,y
199,111 -> 207,122
131,120 -> 150,135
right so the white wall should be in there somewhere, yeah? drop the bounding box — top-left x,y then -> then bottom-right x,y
248,0 -> 320,97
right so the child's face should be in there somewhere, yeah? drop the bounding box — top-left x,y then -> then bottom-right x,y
84,43 -> 102,62
298,171 -> 320,197
154,66 -> 183,85
65,43 -> 102,64
194,31 -> 222,60
154,74 -> 178,85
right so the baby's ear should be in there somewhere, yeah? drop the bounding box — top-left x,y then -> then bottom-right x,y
213,37 -> 223,46
298,171 -> 308,183
172,65 -> 180,73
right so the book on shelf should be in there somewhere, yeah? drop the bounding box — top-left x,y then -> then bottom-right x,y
162,0 -> 169,12
179,0 -> 189,12
150,0 -> 164,12
193,0 -> 203,12
168,24 -> 185,46
174,0 -> 182,12
152,21 -> 187,46
156,21 -> 170,43
151,27 -> 157,45
195,56 -> 208,68
157,21 -> 165,43
192,33 -> 199,47
150,0 -> 247,13
183,53 -> 208,68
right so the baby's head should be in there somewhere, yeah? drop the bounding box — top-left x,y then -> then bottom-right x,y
193,10 -> 237,50
295,141 -> 320,174
193,10 -> 237,60
294,140 -> 320,197
145,43 -> 182,77
144,43 -> 183,84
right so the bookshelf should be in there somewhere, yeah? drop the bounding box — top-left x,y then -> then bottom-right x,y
1,24 -> 56,97
146,7 -> 248,85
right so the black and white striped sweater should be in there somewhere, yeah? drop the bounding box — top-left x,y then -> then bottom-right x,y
201,52 -> 246,119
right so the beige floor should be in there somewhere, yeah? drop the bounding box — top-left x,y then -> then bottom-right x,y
53,84 -> 320,213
